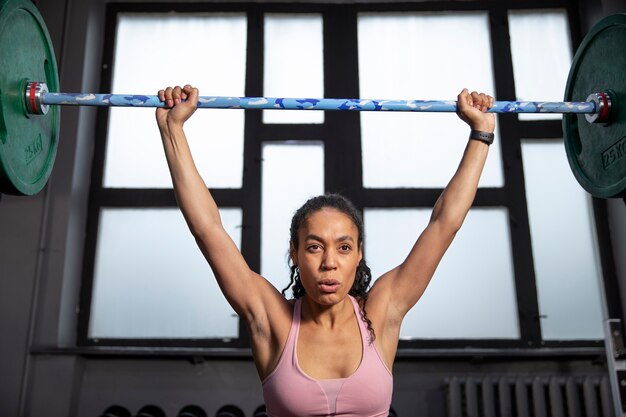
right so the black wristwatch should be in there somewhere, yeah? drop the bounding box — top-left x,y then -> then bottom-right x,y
469,130 -> 495,145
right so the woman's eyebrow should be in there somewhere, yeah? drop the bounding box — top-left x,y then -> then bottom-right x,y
304,234 -> 355,243
304,234 -> 324,242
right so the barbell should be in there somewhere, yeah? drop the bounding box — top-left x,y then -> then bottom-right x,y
0,0 -> 624,198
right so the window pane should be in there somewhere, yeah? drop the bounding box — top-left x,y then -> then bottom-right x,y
521,140 -> 604,340
263,14 -> 324,124
261,143 -> 324,293
358,12 -> 503,188
508,10 -> 572,121
364,208 -> 519,339
89,208 -> 241,339
104,14 -> 247,188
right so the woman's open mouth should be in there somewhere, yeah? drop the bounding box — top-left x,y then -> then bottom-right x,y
318,279 -> 341,293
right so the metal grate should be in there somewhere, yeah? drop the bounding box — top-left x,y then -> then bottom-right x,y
447,375 -> 614,417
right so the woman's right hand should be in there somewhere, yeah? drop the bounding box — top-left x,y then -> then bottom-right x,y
156,84 -> 199,132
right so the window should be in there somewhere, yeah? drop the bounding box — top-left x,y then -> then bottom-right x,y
80,2 -> 607,351
90,208 -> 241,339
261,142 -> 325,291
358,12 -> 503,188
263,14 -> 324,124
521,139 -> 603,340
104,13 -> 247,189
508,11 -> 573,121
365,208 -> 519,339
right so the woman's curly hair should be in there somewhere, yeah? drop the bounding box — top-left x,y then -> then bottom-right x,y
281,193 -> 375,342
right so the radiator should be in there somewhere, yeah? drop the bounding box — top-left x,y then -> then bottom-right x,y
447,375 -> 613,417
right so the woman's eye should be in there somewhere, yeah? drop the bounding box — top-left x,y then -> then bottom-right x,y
339,245 -> 351,252
308,244 -> 321,251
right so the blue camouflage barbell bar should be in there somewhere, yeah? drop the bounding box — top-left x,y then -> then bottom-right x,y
26,81 -> 607,117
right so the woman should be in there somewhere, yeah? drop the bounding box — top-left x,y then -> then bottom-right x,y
156,85 -> 495,417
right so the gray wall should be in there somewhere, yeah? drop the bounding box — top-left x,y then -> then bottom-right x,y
1,0 -> 625,416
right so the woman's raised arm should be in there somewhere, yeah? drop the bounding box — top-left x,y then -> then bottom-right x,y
155,85 -> 289,327
369,89 -> 495,326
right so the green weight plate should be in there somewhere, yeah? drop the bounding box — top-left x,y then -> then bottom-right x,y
564,14 -> 626,199
0,0 -> 59,195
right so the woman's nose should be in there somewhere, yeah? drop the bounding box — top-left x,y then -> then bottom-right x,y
322,250 -> 338,269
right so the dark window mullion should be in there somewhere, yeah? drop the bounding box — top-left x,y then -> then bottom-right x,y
322,6 -> 363,202
360,188 -> 507,208
237,7 -> 266,347
489,7 -> 542,346
91,189 -> 243,208
261,124 -> 324,143
516,120 -> 565,139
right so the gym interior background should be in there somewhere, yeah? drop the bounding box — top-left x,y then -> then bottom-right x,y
1,0 -> 625,416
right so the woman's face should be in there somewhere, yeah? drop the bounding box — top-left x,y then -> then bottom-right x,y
291,208 -> 363,305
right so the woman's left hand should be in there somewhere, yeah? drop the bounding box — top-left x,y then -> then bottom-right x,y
456,89 -> 495,133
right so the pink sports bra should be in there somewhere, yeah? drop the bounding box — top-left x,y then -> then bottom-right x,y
262,296 -> 393,417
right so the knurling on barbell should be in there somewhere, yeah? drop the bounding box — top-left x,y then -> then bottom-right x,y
0,0 -> 624,198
